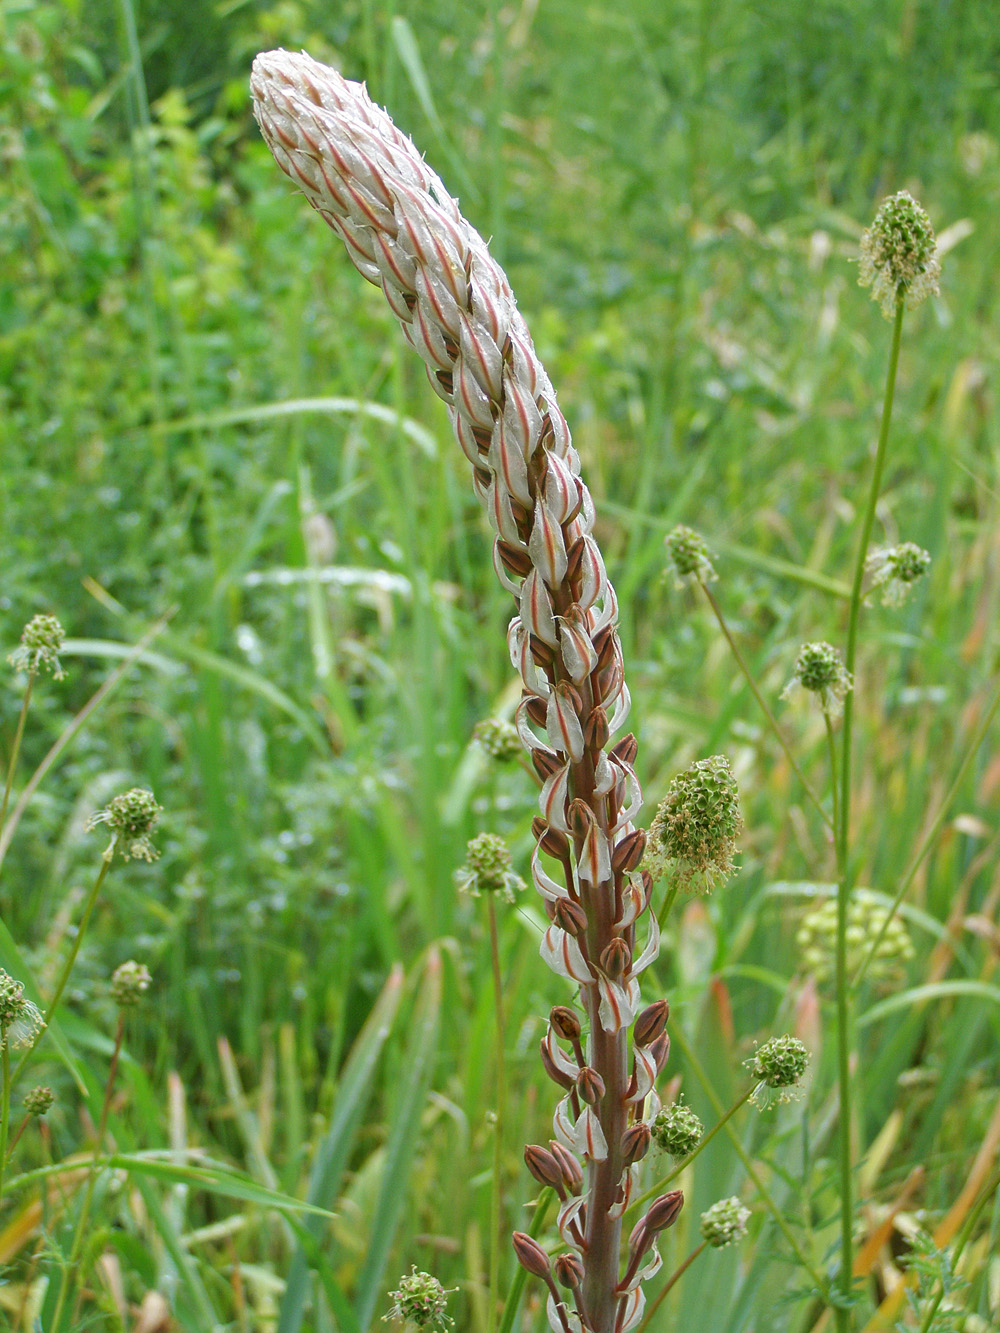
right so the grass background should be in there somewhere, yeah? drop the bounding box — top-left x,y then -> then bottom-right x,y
1,0 -> 999,1328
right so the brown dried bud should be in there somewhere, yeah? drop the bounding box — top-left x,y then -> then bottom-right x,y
584,706 -> 609,751
530,635 -> 555,669
610,733 -> 638,766
576,1066 -> 606,1105
592,625 -> 615,669
554,898 -> 589,937
644,1190 -> 685,1234
633,999 -> 670,1049
621,1121 -> 652,1167
549,1006 -> 582,1042
524,1144 -> 565,1190
512,1231 -> 551,1279
567,799 -> 596,840
532,749 -> 563,781
497,540 -> 533,578
612,828 -> 647,875
600,937 -> 631,979
549,1141 -> 584,1193
565,537 -> 586,582
532,818 -> 570,860
525,697 -> 548,727
640,870 -> 654,905
650,1032 -> 671,1075
539,1038 -> 575,1090
554,1254 -> 584,1289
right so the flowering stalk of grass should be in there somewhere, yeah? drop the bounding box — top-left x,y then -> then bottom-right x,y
251,51 -> 680,1333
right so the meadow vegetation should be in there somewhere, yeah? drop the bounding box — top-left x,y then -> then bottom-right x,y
2,1 -> 1000,1329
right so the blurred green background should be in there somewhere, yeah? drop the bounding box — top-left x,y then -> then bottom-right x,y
1,0 -> 999,1328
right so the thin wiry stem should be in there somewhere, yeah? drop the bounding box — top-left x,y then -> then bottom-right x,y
834,298 -> 905,1328
497,1189 -> 554,1333
701,586 -> 832,831
0,1042 -> 10,1213
487,894 -> 506,1333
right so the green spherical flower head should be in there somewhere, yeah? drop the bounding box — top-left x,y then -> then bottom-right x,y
87,788 -> 162,862
643,755 -> 742,893
665,525 -> 717,588
700,1197 -> 751,1248
111,960 -> 152,1008
24,1085 -> 55,1117
472,718 -> 521,762
453,833 -> 525,903
384,1268 -> 455,1329
797,889 -> 914,986
783,642 -> 852,717
747,1035 -> 809,1107
8,613 -> 67,679
859,190 -> 940,319
0,970 -> 45,1050
651,1102 -> 704,1159
866,542 -> 932,608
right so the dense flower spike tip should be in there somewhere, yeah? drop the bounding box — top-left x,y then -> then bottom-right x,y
111,960 -> 152,1008
651,1101 -> 703,1159
24,1085 -> 55,1116
472,717 -> 522,761
866,542 -> 932,607
251,50 -> 663,1333
797,889 -> 914,986
8,613 -> 67,679
453,833 -> 525,902
858,190 -> 940,319
643,755 -> 742,893
782,642 -> 853,718
0,970 -> 45,1050
664,525 -> 717,588
747,1035 -> 809,1108
700,1197 -> 751,1248
87,788 -> 162,862
383,1268 -> 455,1329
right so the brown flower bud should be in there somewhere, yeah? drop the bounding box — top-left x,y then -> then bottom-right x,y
640,869 -> 654,904
610,733 -> 639,766
567,798 -> 595,839
497,540 -> 533,577
512,1231 -> 551,1279
548,1141 -> 584,1193
644,1190 -> 685,1234
600,937 -> 631,979
565,536 -> 586,582
633,999 -> 670,1049
594,627 -> 617,673
524,1144 -> 564,1190
554,898 -> 589,937
554,1253 -> 584,1289
650,1032 -> 671,1075
539,1038 -> 575,1090
525,696 -> 548,727
584,706 -> 609,751
532,818 -> 570,859
530,635 -> 555,669
532,749 -> 562,780
612,828 -> 647,875
621,1121 -> 652,1167
577,1066 -> 606,1105
549,1006 -> 582,1042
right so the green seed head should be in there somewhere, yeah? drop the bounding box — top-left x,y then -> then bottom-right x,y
453,833 -> 525,902
651,1101 -> 704,1159
0,970 -> 45,1050
783,642 -> 852,717
664,525 -> 717,588
644,755 -> 742,893
700,1197 -> 751,1248
8,613 -> 67,679
110,960 -> 152,1008
866,543 -> 932,608
383,1268 -> 455,1329
24,1085 -> 55,1117
87,788 -> 162,862
859,191 -> 940,319
472,718 -> 521,762
797,889 -> 914,986
747,1035 -> 809,1107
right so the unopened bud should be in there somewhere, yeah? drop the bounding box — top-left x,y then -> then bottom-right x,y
621,1121 -> 652,1167
577,1067 -> 606,1105
650,1032 -> 671,1074
584,706 -> 609,751
594,628 -> 617,673
539,1039 -> 575,1090
554,1253 -> 584,1289
612,828 -> 647,875
524,1144 -> 564,1190
554,898 -> 589,937
633,999 -> 669,1049
532,749 -> 562,780
645,1190 -> 685,1234
530,636 -> 555,669
549,1006 -> 582,1042
565,537 -> 585,582
548,1141 -> 584,1193
532,817 -> 570,859
600,937 -> 631,979
525,696 -> 548,727
610,733 -> 638,766
497,540 -> 533,578
567,799 -> 595,839
512,1232 -> 551,1279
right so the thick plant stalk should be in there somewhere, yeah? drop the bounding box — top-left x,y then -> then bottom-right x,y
251,51 -> 677,1333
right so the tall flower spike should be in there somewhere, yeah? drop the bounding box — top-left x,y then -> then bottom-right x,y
252,51 -> 663,1333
